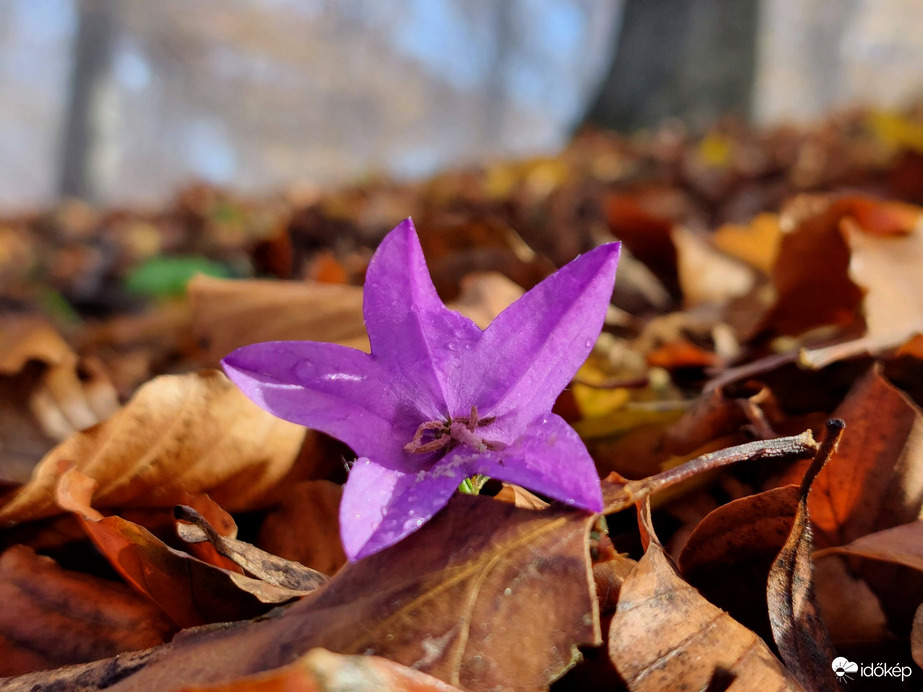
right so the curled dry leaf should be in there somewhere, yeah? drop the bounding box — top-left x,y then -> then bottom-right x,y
608,499 -> 802,691
55,467 -> 311,628
0,317 -> 118,484
0,369 -> 306,524
257,480 -> 346,576
176,505 -> 327,591
176,648 -> 462,692
0,545 -> 174,677
767,420 -> 841,692
29,494 -> 599,692
678,484 -> 800,640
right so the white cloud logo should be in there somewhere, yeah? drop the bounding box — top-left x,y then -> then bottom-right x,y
832,657 -> 858,683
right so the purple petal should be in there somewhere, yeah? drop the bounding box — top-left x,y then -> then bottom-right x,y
471,243 -> 620,439
457,413 -> 603,512
363,219 -> 483,419
339,456 -> 465,560
222,341 -> 406,464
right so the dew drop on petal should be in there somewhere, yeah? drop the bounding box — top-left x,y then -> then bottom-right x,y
448,343 -> 457,351
585,338 -> 593,348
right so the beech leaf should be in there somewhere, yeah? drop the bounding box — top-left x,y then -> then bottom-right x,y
608,499 -> 802,691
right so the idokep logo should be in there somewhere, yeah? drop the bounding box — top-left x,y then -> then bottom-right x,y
832,656 -> 913,685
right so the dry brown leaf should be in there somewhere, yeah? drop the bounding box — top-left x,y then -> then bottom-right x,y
608,499 -> 802,691
189,276 -> 369,367
714,212 -> 782,274
177,648 -> 462,692
767,420 -> 840,692
812,556 -> 890,649
22,494 -> 599,691
794,369 -> 923,549
815,520 -> 923,571
913,605 -> 923,668
0,369 -> 306,524
0,317 -> 118,483
678,485 -> 800,641
672,225 -> 755,307
54,467 -> 311,628
176,505 -> 327,591
257,480 -> 346,576
447,271 -> 524,329
0,545 -> 174,677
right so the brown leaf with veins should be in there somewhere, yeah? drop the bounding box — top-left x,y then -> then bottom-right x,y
55,467 -> 313,628
815,520 -> 923,572
177,648 -> 462,692
767,420 -> 840,692
0,544 -> 175,676
17,494 -> 599,692
0,370 -> 306,524
608,499 -> 802,691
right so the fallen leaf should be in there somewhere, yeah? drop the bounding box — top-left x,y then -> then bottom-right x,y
767,420 -> 841,691
0,544 -> 174,676
815,520 -> 923,572
0,317 -> 119,483
0,370 -> 306,524
23,494 -> 600,691
176,505 -> 327,591
55,466 -> 313,628
189,276 -> 369,367
672,225 -> 755,307
178,648 -> 462,691
608,499 -> 802,691
714,212 -> 782,274
678,485 -> 800,640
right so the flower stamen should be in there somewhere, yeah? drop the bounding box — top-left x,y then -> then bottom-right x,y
403,405 -> 502,454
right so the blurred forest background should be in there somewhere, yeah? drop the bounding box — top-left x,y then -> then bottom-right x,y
0,0 -> 921,211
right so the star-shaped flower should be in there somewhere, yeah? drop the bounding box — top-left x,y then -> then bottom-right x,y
223,219 -> 620,560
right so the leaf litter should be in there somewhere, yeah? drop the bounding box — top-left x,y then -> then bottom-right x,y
3,106 -> 923,689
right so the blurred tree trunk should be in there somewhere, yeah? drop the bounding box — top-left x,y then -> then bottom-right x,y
58,0 -> 115,201
580,0 -> 759,132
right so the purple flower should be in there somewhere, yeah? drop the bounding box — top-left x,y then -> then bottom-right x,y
223,219 -> 620,560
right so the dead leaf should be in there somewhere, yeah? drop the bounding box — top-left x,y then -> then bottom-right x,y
672,225 -> 755,307
176,505 -> 327,591
767,420 -> 841,692
794,369 -> 923,549
189,276 -> 369,367
0,545 -> 174,676
0,370 -> 306,524
27,494 -> 600,692
257,480 -> 346,576
714,212 -> 782,274
815,520 -> 923,572
447,272 -> 524,329
678,485 -> 800,641
0,317 -> 119,483
179,648 -> 463,691
55,467 -> 311,628
608,499 -> 802,691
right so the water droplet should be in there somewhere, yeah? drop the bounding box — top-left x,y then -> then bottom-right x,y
355,513 -> 361,519
464,343 -> 472,350
585,338 -> 593,348
447,343 -> 457,351
504,588 -> 512,596
386,633 -> 394,641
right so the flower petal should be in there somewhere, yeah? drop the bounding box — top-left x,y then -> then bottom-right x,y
472,243 -> 620,438
459,413 -> 603,512
363,219 -> 483,418
340,456 -> 464,561
222,341 -> 405,463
